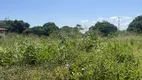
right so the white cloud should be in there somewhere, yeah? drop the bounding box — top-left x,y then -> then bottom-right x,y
92,21 -> 96,23
121,16 -> 131,20
97,17 -> 104,22
121,22 -> 130,26
81,20 -> 89,23
80,20 -> 90,33
119,16 -> 133,30
90,21 -> 96,26
107,16 -> 133,30
109,16 -> 118,22
98,17 -> 104,20
119,22 -> 131,30
80,15 -> 138,31
109,16 -> 118,20
137,14 -> 141,16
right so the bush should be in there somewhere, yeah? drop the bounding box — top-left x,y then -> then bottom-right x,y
0,33 -> 141,79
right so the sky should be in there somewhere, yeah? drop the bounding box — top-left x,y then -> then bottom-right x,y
0,0 -> 141,30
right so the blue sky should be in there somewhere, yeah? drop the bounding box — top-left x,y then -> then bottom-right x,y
0,0 -> 141,30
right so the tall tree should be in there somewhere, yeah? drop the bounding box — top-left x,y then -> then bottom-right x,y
127,15 -> 142,33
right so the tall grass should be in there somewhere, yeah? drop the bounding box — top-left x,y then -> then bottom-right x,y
0,33 -> 141,80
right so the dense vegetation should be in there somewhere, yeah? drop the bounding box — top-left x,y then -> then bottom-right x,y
127,15 -> 142,33
0,20 -> 30,33
0,15 -> 142,79
89,21 -> 118,36
0,32 -> 142,80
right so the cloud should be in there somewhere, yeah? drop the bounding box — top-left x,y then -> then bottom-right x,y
109,16 -> 118,20
80,20 -> 90,33
109,16 -> 118,22
119,16 -> 133,30
97,17 -> 104,21
80,15 -> 138,31
137,14 -> 141,16
90,21 -> 96,26
121,16 -> 131,20
92,21 -> 96,23
106,16 -> 133,30
98,17 -> 104,20
119,22 -> 130,30
81,20 -> 89,23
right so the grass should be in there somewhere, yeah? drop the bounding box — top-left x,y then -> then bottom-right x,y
0,33 -> 142,80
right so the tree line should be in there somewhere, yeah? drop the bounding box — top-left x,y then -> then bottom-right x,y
0,15 -> 142,36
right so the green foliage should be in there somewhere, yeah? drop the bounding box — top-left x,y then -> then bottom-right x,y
23,22 -> 59,36
89,21 -> 118,36
23,26 -> 46,36
2,20 -> 30,33
60,26 -> 73,32
127,15 -> 142,33
75,24 -> 84,30
0,33 -> 141,79
60,25 -> 82,34
43,22 -> 59,36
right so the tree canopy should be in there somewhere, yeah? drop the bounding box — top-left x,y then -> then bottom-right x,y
60,24 -> 83,34
89,21 -> 118,36
43,22 -> 59,36
0,20 -> 30,33
127,15 -> 142,33
3,16 -> 142,36
23,22 -> 59,36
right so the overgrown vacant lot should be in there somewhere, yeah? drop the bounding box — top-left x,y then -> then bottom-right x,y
0,33 -> 142,80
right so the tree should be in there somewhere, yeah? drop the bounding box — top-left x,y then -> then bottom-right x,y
127,15 -> 142,33
23,28 -> 32,34
24,22 -> 59,36
60,26 -> 73,32
89,21 -> 118,36
23,26 -> 46,36
58,25 -> 82,39
75,24 -> 83,29
0,20 -> 6,27
74,24 -> 84,31
2,20 -> 30,33
60,25 -> 82,34
43,22 -> 59,35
